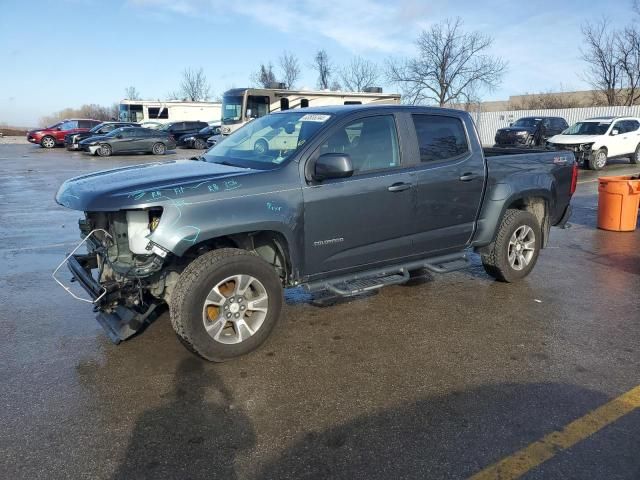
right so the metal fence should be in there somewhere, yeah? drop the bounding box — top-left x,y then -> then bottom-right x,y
469,105 -> 640,146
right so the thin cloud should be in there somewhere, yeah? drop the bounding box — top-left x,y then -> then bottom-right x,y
130,0 -> 432,53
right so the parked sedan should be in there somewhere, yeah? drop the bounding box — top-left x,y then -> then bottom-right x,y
79,127 -> 176,157
177,125 -> 221,149
64,121 -> 138,150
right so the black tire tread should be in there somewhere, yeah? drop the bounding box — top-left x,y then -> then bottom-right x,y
170,248 -> 280,361
481,209 -> 540,283
590,147 -> 607,170
631,144 -> 640,164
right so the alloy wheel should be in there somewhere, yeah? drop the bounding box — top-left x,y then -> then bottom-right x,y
508,225 -> 535,271
202,274 -> 269,344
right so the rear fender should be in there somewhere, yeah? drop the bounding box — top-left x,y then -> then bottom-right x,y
472,182 -> 555,250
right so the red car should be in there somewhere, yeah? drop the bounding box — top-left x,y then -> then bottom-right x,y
27,119 -> 101,148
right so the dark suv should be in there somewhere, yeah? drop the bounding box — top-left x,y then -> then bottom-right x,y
159,121 -> 209,140
27,119 -> 101,148
494,116 -> 568,147
64,122 -> 138,150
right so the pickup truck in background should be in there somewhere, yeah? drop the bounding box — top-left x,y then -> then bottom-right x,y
54,105 -> 577,361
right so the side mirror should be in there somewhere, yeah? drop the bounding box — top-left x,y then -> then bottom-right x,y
116,134 -> 123,139
56,127 -> 62,131
313,153 -> 354,181
611,129 -> 619,136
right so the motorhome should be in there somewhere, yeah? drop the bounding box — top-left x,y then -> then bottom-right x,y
220,86 -> 401,135
119,100 -> 222,125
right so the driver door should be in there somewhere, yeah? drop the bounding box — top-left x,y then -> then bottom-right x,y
302,114 -> 415,277
608,121 -> 628,157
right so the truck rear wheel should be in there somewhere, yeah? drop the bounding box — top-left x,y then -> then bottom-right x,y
170,248 -> 283,362
481,209 -> 541,283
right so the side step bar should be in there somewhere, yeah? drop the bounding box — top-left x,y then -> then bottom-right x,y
305,252 -> 469,297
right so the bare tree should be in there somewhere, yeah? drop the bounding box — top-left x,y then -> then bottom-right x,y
313,50 -> 333,90
175,67 -> 211,101
251,63 -> 277,88
339,56 -> 380,92
508,90 -> 581,110
581,20 -> 622,106
279,51 -> 300,89
124,86 -> 141,100
40,103 -> 119,125
617,26 -> 640,105
386,18 -> 507,106
330,80 -> 342,91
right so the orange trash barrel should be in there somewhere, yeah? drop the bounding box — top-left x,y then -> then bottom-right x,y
597,175 -> 640,231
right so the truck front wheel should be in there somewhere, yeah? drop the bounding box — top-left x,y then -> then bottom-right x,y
170,248 -> 283,362
481,209 -> 541,283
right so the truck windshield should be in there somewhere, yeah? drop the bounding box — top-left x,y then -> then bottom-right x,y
222,95 -> 243,125
564,122 -> 611,135
204,112 -> 331,169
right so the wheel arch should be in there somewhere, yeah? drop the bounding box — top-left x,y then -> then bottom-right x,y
180,230 -> 295,285
473,190 -> 552,253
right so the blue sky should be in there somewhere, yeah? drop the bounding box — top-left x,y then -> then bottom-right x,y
0,0 -> 636,126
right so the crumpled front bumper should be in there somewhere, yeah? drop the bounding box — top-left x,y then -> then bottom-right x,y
52,229 -> 159,344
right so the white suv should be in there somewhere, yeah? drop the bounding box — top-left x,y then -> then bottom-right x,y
547,116 -> 640,170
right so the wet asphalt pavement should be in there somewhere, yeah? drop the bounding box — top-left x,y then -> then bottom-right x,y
0,145 -> 639,479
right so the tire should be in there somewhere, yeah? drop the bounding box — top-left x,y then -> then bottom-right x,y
194,138 -> 207,150
253,138 -> 268,154
481,209 -> 541,283
40,136 -> 56,149
152,142 -> 166,155
97,143 -> 112,157
589,148 -> 607,170
170,248 -> 283,362
631,144 -> 640,165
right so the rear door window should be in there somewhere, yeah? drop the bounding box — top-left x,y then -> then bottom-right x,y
411,114 -> 469,162
60,120 -> 78,131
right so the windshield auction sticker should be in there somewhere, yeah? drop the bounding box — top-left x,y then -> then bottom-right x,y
300,114 -> 331,122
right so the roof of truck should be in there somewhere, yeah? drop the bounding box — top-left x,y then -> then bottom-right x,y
271,104 -> 467,116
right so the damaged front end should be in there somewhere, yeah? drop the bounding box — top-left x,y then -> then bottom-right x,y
53,210 -> 177,343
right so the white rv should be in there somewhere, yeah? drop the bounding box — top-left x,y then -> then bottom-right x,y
119,100 -> 222,125
220,86 -> 401,135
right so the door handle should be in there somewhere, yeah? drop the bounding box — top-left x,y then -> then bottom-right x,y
459,173 -> 478,182
388,182 -> 412,192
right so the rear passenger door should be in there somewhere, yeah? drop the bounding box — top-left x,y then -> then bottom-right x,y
408,114 -> 486,254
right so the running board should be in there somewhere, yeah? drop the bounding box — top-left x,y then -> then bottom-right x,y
305,252 -> 469,297
326,272 -> 410,297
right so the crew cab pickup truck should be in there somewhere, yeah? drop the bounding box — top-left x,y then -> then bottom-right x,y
54,105 -> 577,362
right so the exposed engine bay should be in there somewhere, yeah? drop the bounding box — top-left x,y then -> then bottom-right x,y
59,209 -> 180,342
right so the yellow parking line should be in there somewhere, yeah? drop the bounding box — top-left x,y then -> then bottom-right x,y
469,385 -> 640,480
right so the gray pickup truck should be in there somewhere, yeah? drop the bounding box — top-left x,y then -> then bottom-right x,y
55,105 -> 576,361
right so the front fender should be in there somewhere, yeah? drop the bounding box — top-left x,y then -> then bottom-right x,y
148,187 -> 304,261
